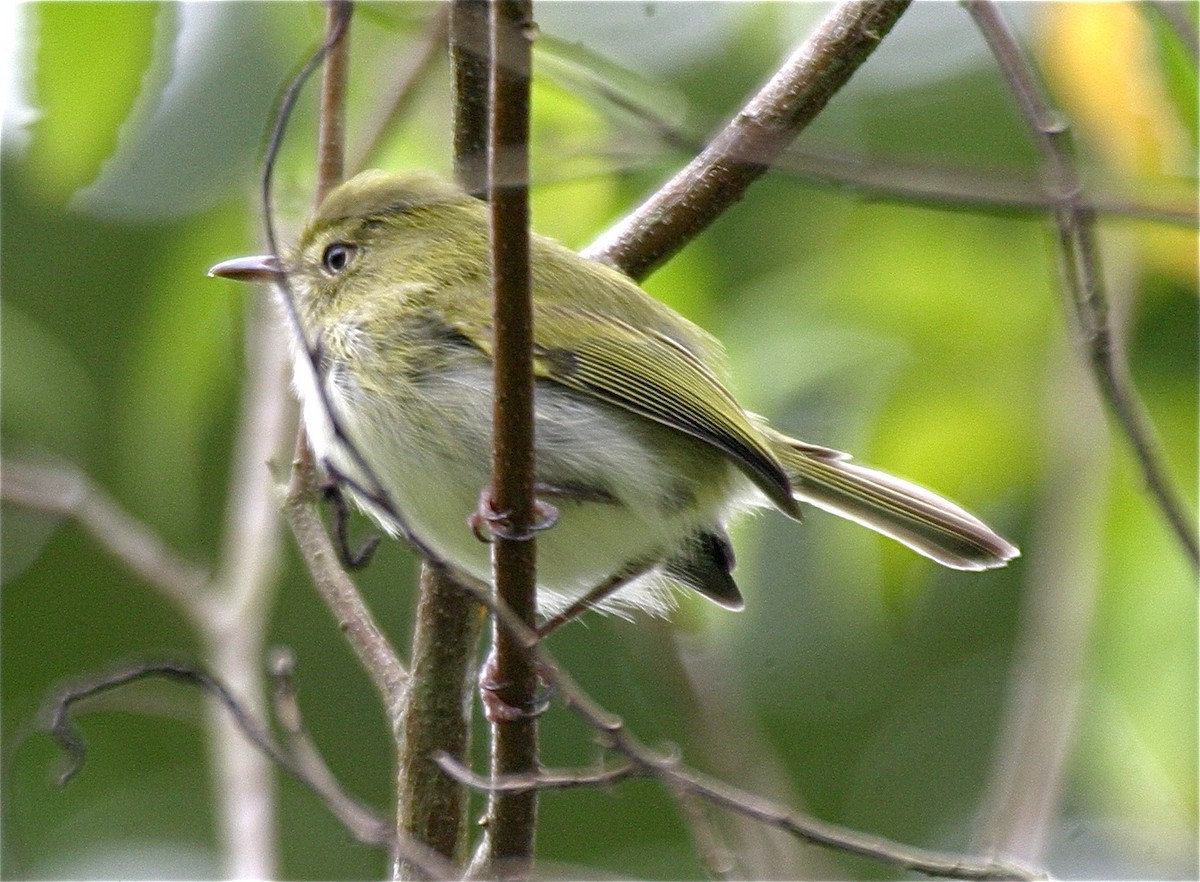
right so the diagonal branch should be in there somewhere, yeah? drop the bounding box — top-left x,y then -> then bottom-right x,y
582,0 -> 912,281
963,0 -> 1198,570
282,456 -> 409,716
438,573 -> 1047,881
41,659 -> 458,879
1,458 -> 209,619
267,647 -> 393,846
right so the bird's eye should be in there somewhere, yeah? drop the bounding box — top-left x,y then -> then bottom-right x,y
321,242 -> 356,274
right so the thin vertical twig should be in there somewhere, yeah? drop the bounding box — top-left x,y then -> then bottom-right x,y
387,3 -> 502,878
451,0 -> 492,196
963,0 -> 1198,570
481,0 -> 539,877
316,1 -> 352,202
204,290 -> 292,879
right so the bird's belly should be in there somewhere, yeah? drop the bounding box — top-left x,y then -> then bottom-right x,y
299,355 -> 736,616
383,449 -> 693,613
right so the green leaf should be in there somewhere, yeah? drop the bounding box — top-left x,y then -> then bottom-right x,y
29,3 -> 169,200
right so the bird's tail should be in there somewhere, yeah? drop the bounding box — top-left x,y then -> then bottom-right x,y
766,430 -> 1019,571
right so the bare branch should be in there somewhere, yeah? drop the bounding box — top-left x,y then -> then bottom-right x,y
963,0 -> 1198,569
582,0 -> 913,281
281,458 -> 409,717
482,1 -> 540,877
443,576 -> 1047,881
42,659 -> 459,879
651,750 -> 1044,881
316,1 -> 353,201
1,458 -> 208,618
267,647 -> 394,846
451,0 -> 491,195
395,565 -> 483,868
42,660 -> 293,789
434,752 -> 635,793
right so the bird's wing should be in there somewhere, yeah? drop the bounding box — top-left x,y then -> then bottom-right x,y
449,301 -> 798,517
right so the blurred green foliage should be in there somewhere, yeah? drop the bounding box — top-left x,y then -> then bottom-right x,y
2,3 -> 1196,880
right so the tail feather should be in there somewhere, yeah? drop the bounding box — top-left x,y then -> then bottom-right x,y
769,432 -> 1019,571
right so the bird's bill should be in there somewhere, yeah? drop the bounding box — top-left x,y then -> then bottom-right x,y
208,254 -> 284,283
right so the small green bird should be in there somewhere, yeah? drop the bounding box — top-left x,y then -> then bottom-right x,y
211,170 -> 1017,619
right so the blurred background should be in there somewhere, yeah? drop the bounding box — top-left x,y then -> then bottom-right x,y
2,2 -> 1196,879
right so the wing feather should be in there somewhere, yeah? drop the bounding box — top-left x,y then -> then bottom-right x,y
451,302 -> 798,517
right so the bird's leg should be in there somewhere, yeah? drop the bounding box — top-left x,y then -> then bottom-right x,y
537,557 -> 658,637
470,481 -> 647,717
470,482 -> 560,722
321,473 -> 381,569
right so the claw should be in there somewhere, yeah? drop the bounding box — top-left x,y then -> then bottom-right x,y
322,476 -> 381,569
468,486 -> 559,543
479,651 -> 553,723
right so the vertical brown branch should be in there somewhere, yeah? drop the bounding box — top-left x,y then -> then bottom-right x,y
316,1 -> 352,201
389,5 -> 496,875
963,0 -> 1199,569
396,565 -> 484,870
451,0 -> 491,196
483,0 -> 539,876
394,560 -> 483,880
